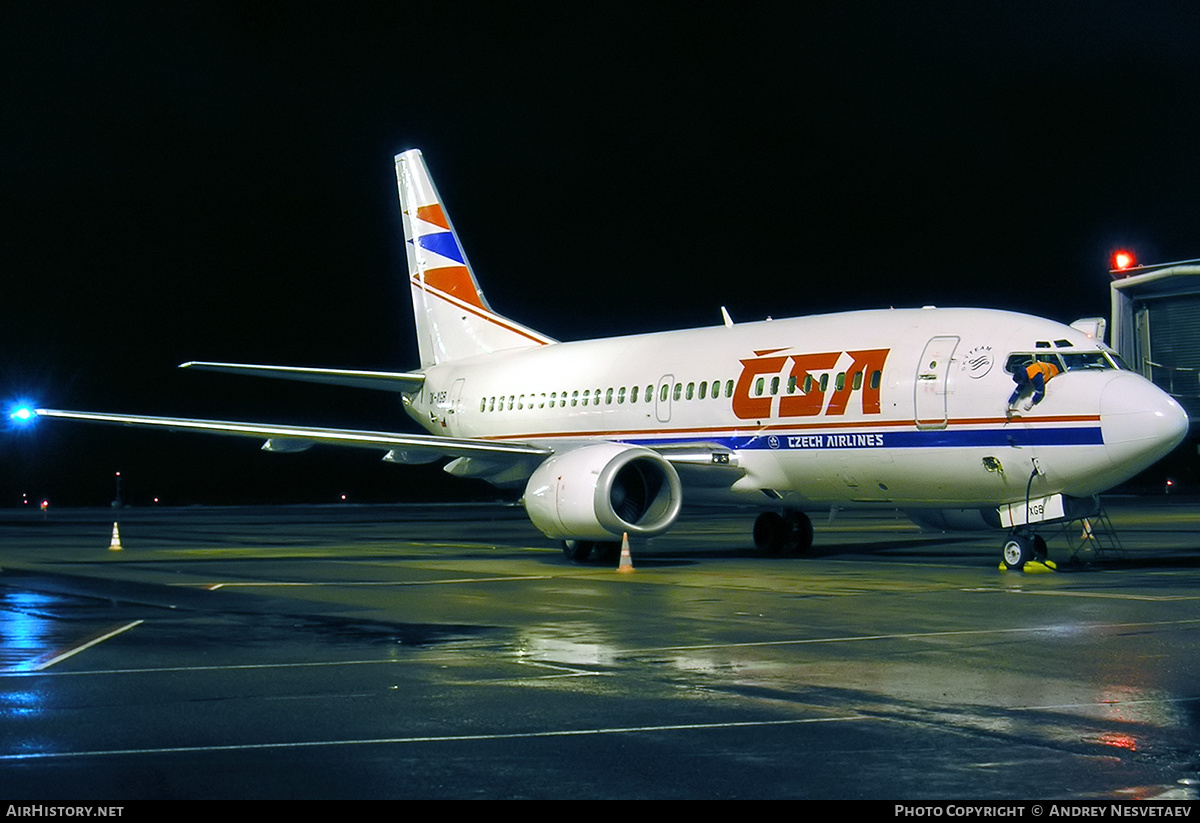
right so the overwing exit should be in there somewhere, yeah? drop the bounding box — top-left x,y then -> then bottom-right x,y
23,150 -> 1190,568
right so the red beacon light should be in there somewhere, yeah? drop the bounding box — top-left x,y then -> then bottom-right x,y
1112,249 -> 1137,272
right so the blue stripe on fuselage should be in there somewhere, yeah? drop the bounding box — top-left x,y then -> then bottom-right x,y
624,427 -> 1103,452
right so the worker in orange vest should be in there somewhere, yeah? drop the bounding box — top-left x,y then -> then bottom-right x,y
1008,359 -> 1060,409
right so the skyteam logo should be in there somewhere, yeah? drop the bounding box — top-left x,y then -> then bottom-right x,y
962,345 -> 994,379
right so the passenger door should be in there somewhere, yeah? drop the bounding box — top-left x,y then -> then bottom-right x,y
914,336 -> 959,430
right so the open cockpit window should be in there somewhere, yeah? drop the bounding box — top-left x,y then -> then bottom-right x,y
1006,350 -> 1122,374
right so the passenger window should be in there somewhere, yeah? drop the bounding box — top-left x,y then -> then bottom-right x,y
686,382 -> 694,400
618,387 -> 626,404
698,381 -> 707,400
852,371 -> 862,390
631,386 -> 639,403
725,380 -> 734,398
605,388 -> 614,404
660,384 -> 668,402
754,377 -> 764,396
673,383 -> 682,401
770,376 -> 779,395
572,390 -> 579,407
870,371 -> 881,390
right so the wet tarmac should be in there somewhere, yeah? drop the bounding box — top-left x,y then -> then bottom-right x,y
1,498 -> 1199,799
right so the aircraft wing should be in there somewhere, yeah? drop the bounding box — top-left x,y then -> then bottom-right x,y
179,361 -> 426,393
33,409 -> 550,465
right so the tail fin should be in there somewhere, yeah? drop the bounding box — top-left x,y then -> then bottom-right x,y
395,149 -> 554,367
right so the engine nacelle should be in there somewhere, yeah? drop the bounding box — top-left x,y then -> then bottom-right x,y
522,443 -> 683,540
905,508 -> 1001,531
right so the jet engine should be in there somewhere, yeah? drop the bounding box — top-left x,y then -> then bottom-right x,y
522,443 -> 683,540
905,508 -> 1001,531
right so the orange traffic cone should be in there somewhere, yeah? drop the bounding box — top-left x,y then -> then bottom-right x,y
617,532 -> 634,573
109,522 -> 123,551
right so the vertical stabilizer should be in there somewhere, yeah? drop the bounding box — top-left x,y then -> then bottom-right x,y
396,149 -> 554,367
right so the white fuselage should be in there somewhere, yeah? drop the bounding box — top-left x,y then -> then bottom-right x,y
406,306 -> 1187,510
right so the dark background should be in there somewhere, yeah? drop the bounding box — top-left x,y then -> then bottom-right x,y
2,3 -> 1198,507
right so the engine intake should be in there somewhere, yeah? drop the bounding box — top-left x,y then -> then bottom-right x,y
522,443 -> 683,540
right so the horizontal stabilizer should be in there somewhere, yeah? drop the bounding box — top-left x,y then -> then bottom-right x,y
179,361 -> 425,393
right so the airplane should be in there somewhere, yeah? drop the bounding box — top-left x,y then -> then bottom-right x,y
21,149 -> 1190,569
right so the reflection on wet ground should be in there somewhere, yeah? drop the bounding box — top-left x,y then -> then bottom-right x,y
0,501 -> 1198,799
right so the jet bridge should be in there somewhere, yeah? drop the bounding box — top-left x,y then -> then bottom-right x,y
1110,257 -> 1200,436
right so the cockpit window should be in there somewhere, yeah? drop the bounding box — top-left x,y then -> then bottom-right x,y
1007,350 -> 1121,374
1061,352 -> 1112,371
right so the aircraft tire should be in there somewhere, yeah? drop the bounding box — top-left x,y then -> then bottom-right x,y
1002,535 -> 1032,570
785,511 -> 814,553
562,540 -> 594,562
594,541 -> 621,564
1033,535 -> 1048,561
753,512 -> 787,553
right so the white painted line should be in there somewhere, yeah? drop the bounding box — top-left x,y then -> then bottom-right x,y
189,575 -> 553,589
623,617 -> 1200,654
0,715 -> 864,760
26,620 -> 144,672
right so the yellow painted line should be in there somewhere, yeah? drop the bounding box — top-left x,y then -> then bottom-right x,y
1002,589 -> 1200,602
621,617 -> 1200,654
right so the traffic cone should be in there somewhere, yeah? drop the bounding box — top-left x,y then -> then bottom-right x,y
617,532 -> 634,573
108,522 -> 123,551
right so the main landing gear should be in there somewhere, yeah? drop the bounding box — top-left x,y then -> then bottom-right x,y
562,540 -> 621,563
753,510 -> 815,554
1001,530 -> 1048,570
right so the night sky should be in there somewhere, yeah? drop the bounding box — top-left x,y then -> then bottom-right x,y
3,3 -> 1199,507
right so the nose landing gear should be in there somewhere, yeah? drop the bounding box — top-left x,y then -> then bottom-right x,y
1001,531 -> 1049,571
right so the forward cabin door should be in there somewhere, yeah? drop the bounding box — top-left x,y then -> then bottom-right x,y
914,336 -> 959,430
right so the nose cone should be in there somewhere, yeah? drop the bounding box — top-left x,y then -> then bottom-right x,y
1101,374 -> 1189,473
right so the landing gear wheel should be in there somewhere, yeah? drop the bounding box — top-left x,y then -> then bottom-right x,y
562,540 -> 594,562
593,541 -> 621,564
1002,535 -> 1033,570
785,510 -> 814,553
754,510 -> 814,554
1033,535 -> 1048,561
754,512 -> 787,553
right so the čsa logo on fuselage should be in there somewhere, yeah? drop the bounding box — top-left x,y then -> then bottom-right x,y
732,348 -> 889,420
